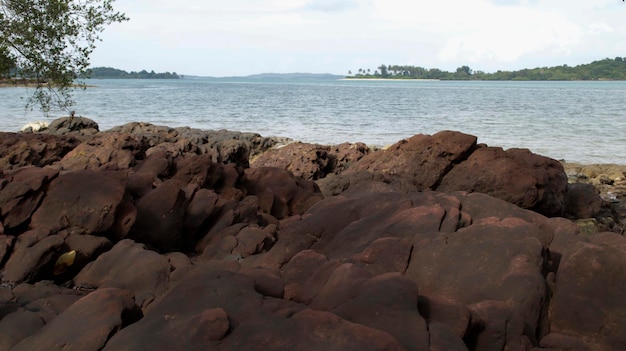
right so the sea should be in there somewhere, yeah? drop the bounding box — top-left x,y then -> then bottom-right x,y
1,77 -> 625,164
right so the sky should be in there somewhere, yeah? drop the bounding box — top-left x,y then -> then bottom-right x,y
90,0 -> 626,77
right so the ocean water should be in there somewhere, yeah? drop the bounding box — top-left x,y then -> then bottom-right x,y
1,78 -> 625,164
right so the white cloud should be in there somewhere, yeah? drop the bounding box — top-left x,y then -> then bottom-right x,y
91,0 -> 626,75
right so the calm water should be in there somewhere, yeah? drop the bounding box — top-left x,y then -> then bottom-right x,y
1,78 -> 625,164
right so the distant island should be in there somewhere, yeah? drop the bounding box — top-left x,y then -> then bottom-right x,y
87,67 -> 180,79
347,57 -> 626,81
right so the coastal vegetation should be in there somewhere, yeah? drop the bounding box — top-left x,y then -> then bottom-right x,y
0,0 -> 127,113
87,67 -> 180,79
347,57 -> 626,81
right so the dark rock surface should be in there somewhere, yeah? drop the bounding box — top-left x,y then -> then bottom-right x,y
0,117 -> 624,350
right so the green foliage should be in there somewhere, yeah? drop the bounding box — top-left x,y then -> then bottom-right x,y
0,0 -> 128,114
347,58 -> 626,81
87,66 -> 180,79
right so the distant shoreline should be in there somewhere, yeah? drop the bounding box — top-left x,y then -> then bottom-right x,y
341,78 -> 440,82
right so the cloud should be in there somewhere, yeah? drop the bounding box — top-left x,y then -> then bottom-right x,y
302,0 -> 360,12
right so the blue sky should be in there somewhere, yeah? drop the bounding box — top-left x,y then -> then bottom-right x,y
90,0 -> 626,76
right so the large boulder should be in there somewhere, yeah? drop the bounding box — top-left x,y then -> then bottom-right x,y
30,170 -> 128,235
43,116 -> 100,137
437,146 -> 568,217
128,179 -> 189,252
346,131 -> 477,189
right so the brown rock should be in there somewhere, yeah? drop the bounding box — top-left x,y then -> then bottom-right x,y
43,116 -> 100,137
224,308 -> 405,351
30,170 -> 127,235
129,179 -> 189,252
245,167 -> 323,219
549,233 -> 626,351
251,142 -> 335,180
2,229 -> 64,283
0,166 -> 58,231
438,146 -> 568,217
333,272 -> 431,351
57,132 -> 147,171
0,309 -> 45,349
73,239 -> 170,308
102,266 -> 263,351
565,183 -> 602,219
347,131 -> 477,189
0,132 -> 80,170
11,288 -> 142,351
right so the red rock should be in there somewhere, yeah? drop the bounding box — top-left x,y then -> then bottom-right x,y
52,233 -> 113,280
428,322 -> 470,351
11,288 -> 142,351
0,309 -> 45,349
0,234 -> 14,266
2,229 -> 63,283
347,131 -> 477,189
351,237 -> 414,275
73,239 -> 170,308
438,146 -> 567,217
224,308 -> 405,351
564,183 -> 602,219
332,272 -> 431,351
30,170 -> 127,235
540,333 -> 591,351
549,233 -> 626,350
0,132 -> 80,170
102,266 -> 263,350
404,218 -> 548,347
0,166 -> 58,230
251,142 -> 335,180
57,132 -> 146,171
239,267 -> 284,298
244,167 -> 323,219
43,116 -> 99,136
129,179 -> 188,252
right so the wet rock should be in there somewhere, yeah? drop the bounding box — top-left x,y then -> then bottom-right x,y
11,288 -> 142,351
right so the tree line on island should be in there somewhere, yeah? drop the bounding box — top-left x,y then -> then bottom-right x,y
86,67 -> 180,79
348,57 -> 626,81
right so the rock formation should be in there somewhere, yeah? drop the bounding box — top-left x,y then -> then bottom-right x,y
0,117 -> 624,350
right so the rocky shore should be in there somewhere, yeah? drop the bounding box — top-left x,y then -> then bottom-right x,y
0,116 -> 625,350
